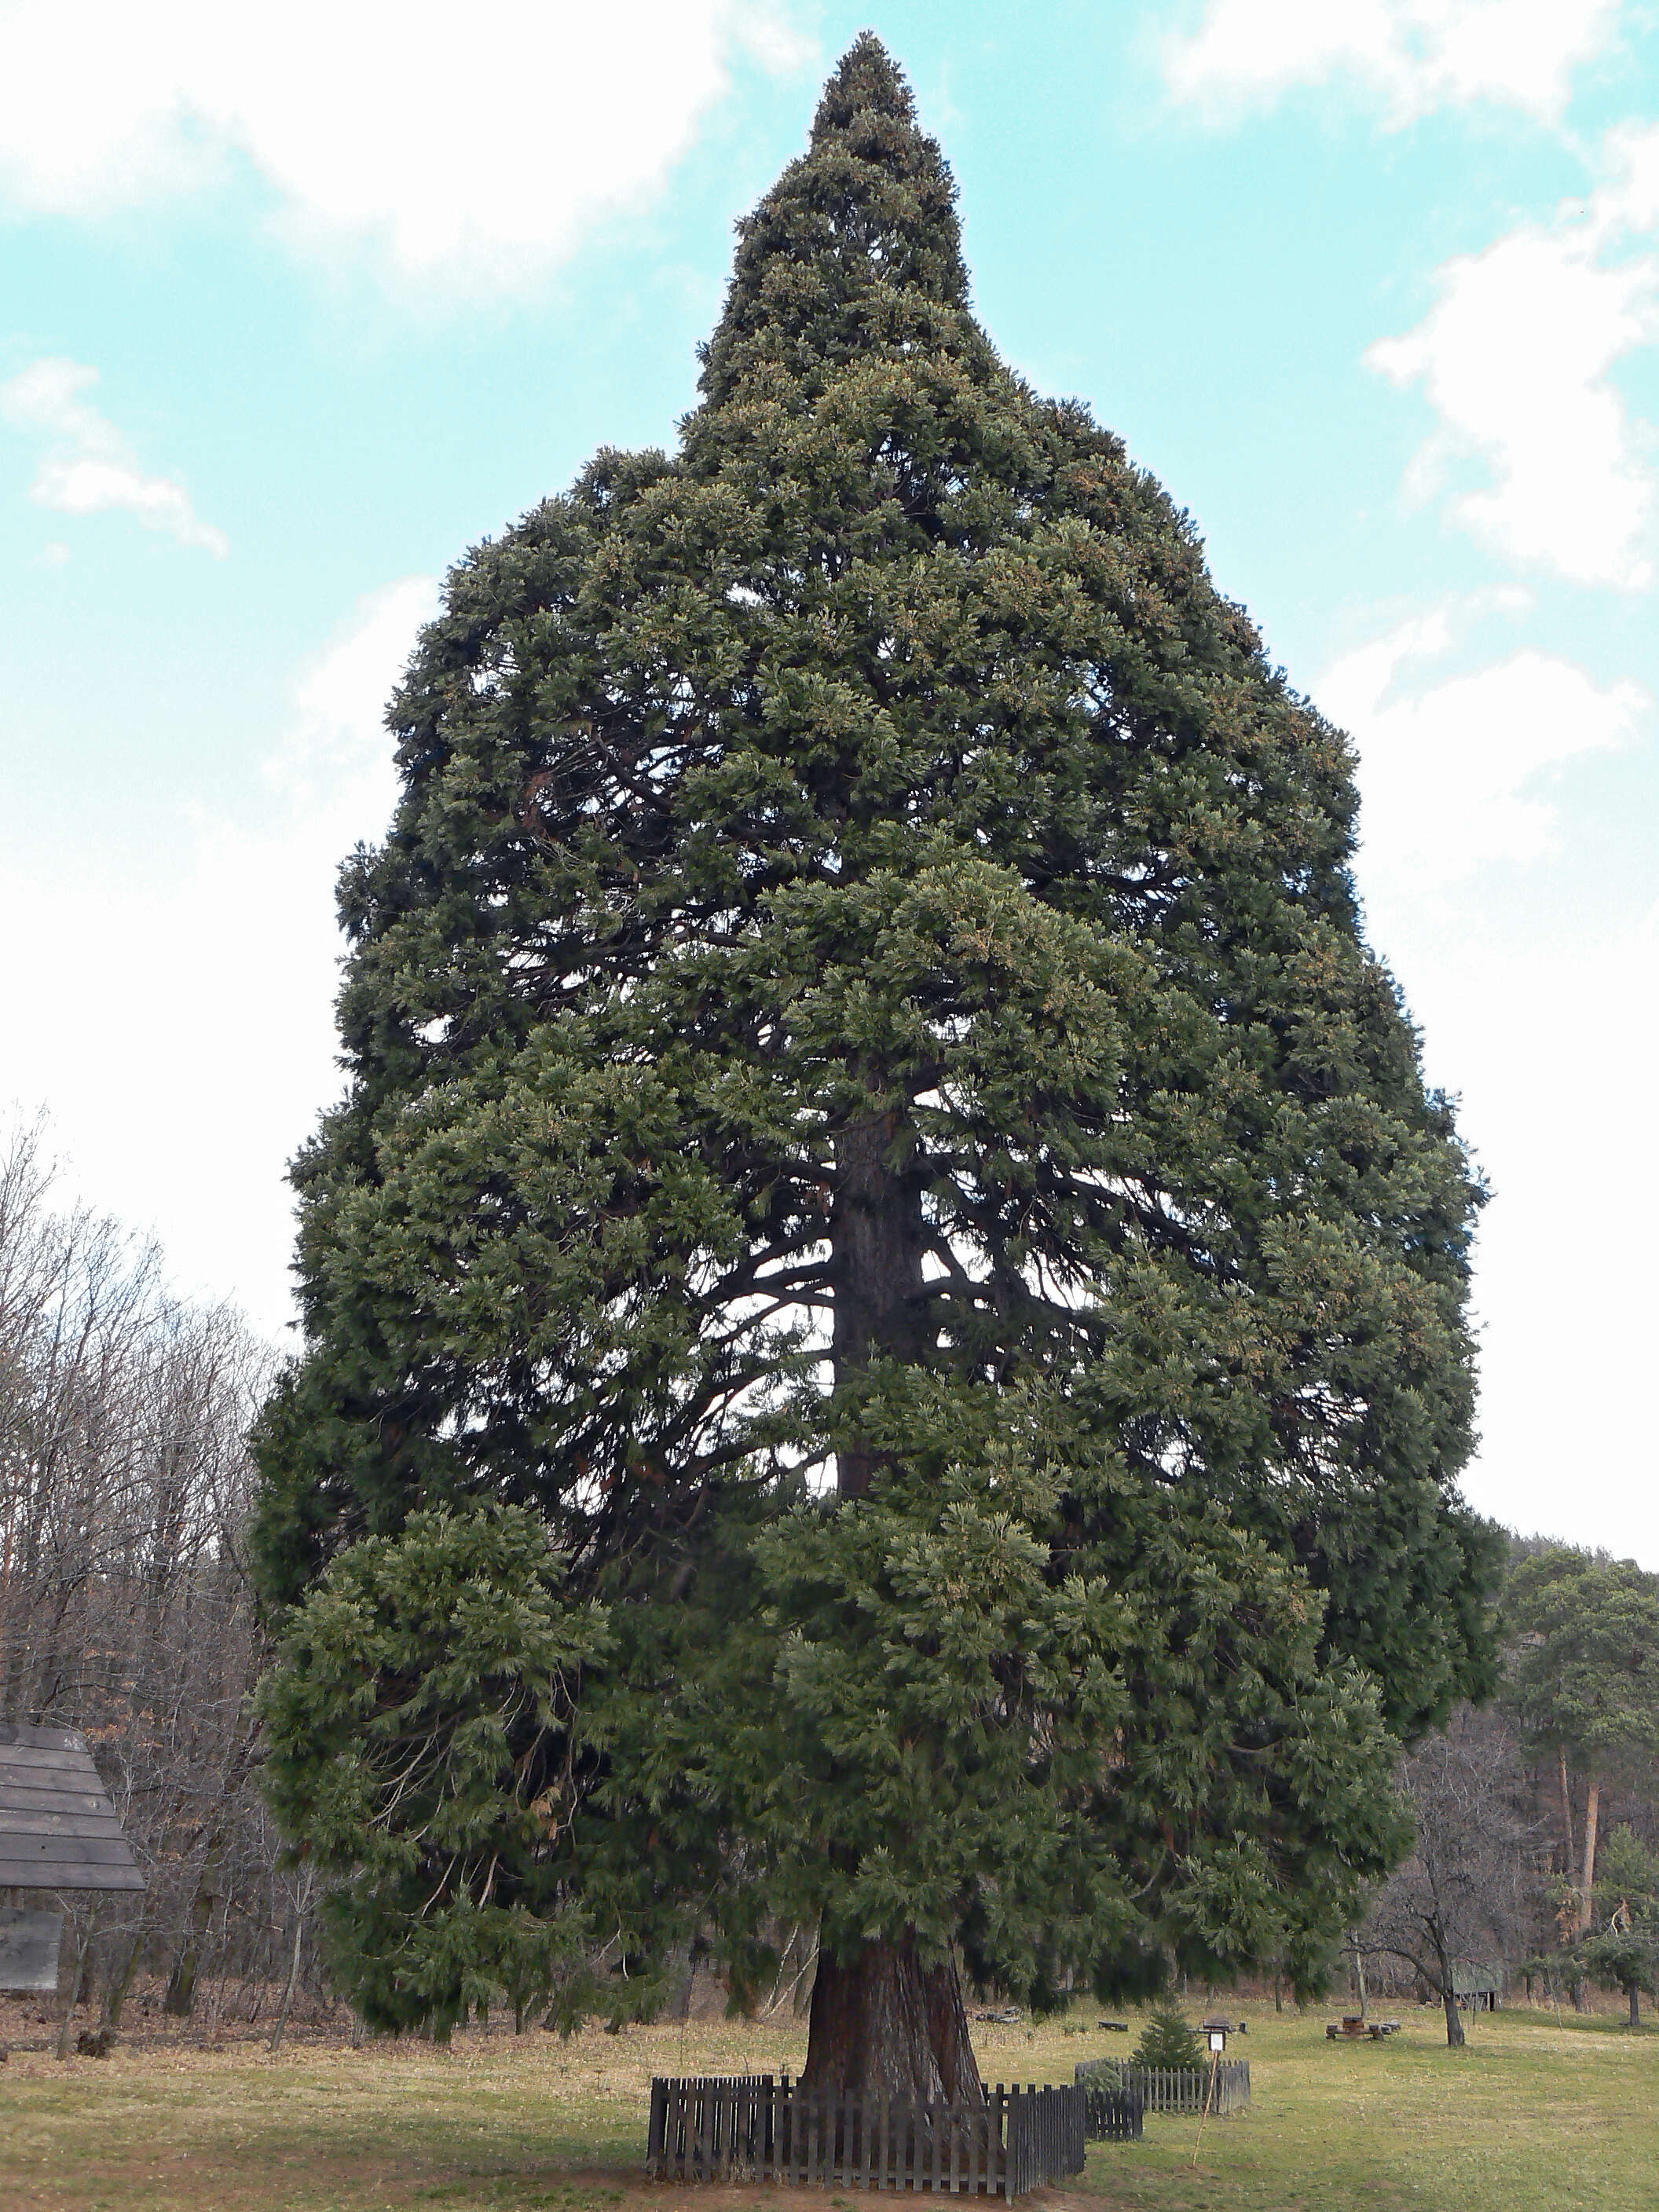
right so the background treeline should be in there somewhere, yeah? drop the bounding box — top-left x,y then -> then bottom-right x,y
1358,1536 -> 1659,2034
3,1113 -> 1656,2036
0,1116 -> 307,2035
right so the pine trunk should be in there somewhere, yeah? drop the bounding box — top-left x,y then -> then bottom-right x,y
1629,1983 -> 1640,2030
1580,1777 -> 1601,1934
800,1931 -> 983,2104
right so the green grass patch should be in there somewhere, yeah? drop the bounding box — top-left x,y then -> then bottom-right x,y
0,2001 -> 1653,2211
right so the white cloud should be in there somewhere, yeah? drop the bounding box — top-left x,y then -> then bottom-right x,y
0,576 -> 438,1336
1588,118 -> 1659,239
273,574 -> 438,811
1,357 -> 229,555
1379,892 -> 1659,1566
1328,604 -> 1659,1566
1366,151 -> 1659,591
1321,601 -> 1647,880
1163,0 -> 1620,124
0,0 -> 811,297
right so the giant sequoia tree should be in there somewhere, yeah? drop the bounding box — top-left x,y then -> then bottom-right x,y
255,40 -> 1497,2096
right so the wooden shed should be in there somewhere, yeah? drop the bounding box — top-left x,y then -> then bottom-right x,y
0,1720 -> 144,1893
1450,1960 -> 1505,2012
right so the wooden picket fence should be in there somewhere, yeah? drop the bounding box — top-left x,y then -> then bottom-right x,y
1073,2073 -> 1144,2141
1076,2060 -> 1250,2119
646,2075 -> 1086,2197
1003,2081 -> 1085,2198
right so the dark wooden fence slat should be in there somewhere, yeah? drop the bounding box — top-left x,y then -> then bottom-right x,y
644,2075 -> 1083,2196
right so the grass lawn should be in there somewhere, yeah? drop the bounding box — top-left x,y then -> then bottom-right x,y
0,1999 -> 1654,2212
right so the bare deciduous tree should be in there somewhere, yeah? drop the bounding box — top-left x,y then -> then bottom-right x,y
1361,1715 -> 1539,2045
0,1112 -> 290,2031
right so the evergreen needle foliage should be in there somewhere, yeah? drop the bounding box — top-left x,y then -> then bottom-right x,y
1577,1826 -> 1659,2027
1504,1551 -> 1659,1782
255,38 -> 1496,2054
1132,2006 -> 1207,2072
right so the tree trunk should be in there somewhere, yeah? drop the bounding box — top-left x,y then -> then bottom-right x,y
1429,1933 -> 1465,2049
163,1878 -> 215,2018
1580,1777 -> 1601,1935
1558,1745 -> 1576,1882
830,1113 -> 927,1498
1349,1931 -> 1368,2024
817,1116 -> 962,2104
102,1929 -> 145,2031
55,1916 -> 90,2060
1628,1983 -> 1640,2030
800,1932 -> 983,2104
269,1900 -> 306,2054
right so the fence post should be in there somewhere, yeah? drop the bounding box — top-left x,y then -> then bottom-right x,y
648,2072 -> 1103,2195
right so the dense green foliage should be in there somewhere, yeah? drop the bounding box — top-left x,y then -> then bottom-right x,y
1595,1826 -> 1659,1921
1132,2005 -> 1207,2071
258,1505 -> 610,2036
1577,1826 -> 1659,2022
1504,1548 -> 1659,1782
254,38 -> 1493,2034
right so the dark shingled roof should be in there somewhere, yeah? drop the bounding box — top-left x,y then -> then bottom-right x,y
0,1721 -> 145,1892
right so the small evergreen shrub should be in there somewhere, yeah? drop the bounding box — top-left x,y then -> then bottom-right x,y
1132,2008 -> 1205,2071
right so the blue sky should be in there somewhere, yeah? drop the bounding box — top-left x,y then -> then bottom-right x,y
2,1 -> 1655,1562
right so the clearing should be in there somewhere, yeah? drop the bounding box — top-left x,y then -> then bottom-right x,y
1,1999 -> 1653,2212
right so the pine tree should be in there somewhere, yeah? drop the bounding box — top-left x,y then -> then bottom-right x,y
1132,2007 -> 1205,2072
1579,1825 -> 1659,2027
1503,1548 -> 1659,1929
255,38 -> 1495,2096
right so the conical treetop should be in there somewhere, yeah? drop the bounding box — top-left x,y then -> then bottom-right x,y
698,35 -> 974,407
811,28 -> 916,135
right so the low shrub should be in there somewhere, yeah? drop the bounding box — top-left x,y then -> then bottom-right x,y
1131,2006 -> 1205,2071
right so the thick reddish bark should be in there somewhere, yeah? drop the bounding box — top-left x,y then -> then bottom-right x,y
830,1112 -> 928,1499
814,1115 -> 967,2104
800,1932 -> 983,2104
